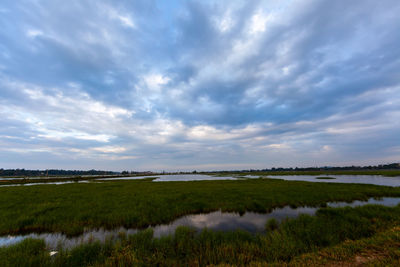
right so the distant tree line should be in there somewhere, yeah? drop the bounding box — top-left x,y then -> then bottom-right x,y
1,163 -> 399,177
0,169 -> 119,177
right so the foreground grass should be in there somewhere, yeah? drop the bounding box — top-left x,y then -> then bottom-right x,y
1,179 -> 400,236
283,225 -> 400,266
1,204 -> 400,266
0,239 -> 50,267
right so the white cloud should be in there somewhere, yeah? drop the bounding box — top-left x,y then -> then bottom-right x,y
26,29 -> 44,38
0,79 -> 133,145
117,15 -> 135,28
249,11 -> 268,34
22,87 -> 133,119
38,131 -> 113,143
215,11 -> 234,32
143,74 -> 170,91
1,0 -> 400,170
91,146 -> 127,153
265,143 -> 290,149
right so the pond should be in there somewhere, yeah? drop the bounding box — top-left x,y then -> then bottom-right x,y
0,181 -> 90,188
1,197 -> 399,249
2,174 -> 399,186
96,174 -> 239,182
0,174 -> 242,187
0,177 -> 25,180
265,175 -> 400,187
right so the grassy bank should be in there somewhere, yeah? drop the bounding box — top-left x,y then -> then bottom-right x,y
0,239 -> 50,267
283,225 -> 400,266
1,179 -> 400,236
1,204 -> 400,266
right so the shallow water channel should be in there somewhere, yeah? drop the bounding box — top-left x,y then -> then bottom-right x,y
1,197 -> 399,250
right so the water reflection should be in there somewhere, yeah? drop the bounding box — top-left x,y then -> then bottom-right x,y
97,174 -> 238,182
0,181 -> 90,188
1,197 -> 399,249
0,174 -> 239,187
152,206 -> 317,237
2,174 -> 399,186
96,176 -> 158,181
266,175 -> 400,187
0,228 -> 139,249
154,174 -> 237,182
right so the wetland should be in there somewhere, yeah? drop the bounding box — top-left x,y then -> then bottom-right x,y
1,172 -> 400,266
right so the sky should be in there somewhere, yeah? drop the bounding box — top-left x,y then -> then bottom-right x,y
0,0 -> 399,171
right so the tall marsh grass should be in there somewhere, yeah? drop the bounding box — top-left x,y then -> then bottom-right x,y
2,204 -> 399,266
1,179 -> 400,236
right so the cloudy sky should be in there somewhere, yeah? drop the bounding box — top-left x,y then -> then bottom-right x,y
0,0 -> 399,171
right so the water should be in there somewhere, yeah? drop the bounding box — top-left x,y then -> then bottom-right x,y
0,174 -> 240,187
153,174 -> 237,182
0,181 -> 90,188
242,175 -> 261,178
96,176 -> 158,181
0,175 -> 126,181
151,207 -> 317,237
0,176 -> 85,181
2,174 -> 399,186
0,228 -> 140,249
265,175 -> 400,187
97,174 -> 238,182
1,197 -> 399,249
76,174 -> 400,185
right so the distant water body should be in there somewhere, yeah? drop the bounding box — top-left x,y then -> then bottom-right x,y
265,175 -> 400,187
97,174 -> 238,182
97,174 -> 400,186
1,174 -> 399,187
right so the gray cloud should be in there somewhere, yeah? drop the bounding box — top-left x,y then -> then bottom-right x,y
0,0 -> 399,170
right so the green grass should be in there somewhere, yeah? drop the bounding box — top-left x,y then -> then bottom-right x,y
1,179 -> 400,236
0,238 -> 50,267
282,225 -> 400,266
2,204 -> 400,266
98,204 -> 400,266
1,177 -> 400,266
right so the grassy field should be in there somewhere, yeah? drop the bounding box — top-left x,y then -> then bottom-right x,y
1,177 -> 400,266
283,225 -> 400,266
1,204 -> 400,266
1,178 -> 400,236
